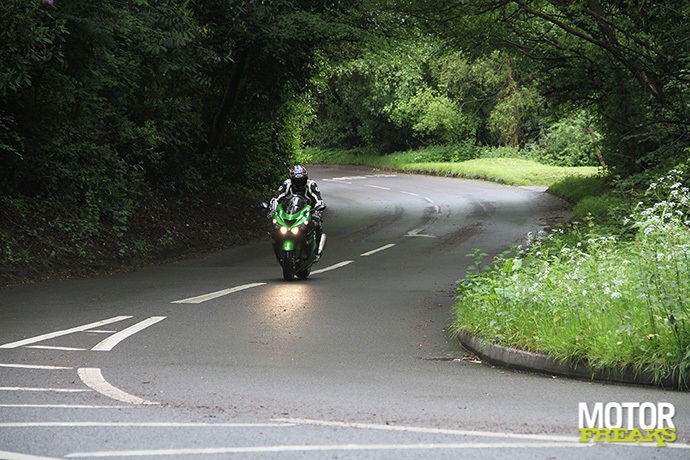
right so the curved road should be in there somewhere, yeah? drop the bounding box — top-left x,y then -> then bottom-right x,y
0,166 -> 688,459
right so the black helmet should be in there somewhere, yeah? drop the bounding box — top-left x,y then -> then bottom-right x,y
290,165 -> 308,194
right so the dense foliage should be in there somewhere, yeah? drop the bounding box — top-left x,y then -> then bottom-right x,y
0,0 -> 368,279
306,37 -> 554,156
308,1 -> 689,174
395,0 -> 690,174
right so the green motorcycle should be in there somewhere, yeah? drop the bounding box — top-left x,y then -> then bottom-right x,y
263,195 -> 325,281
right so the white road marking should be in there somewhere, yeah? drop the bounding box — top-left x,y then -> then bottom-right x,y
87,330 -> 116,334
0,422 -> 293,428
171,283 -> 266,304
366,174 -> 398,177
25,346 -> 87,351
0,387 -> 91,393
0,364 -> 71,370
329,176 -> 368,181
425,197 -> 441,213
276,418 -> 578,443
91,317 -> 166,351
0,404 -> 129,409
311,260 -> 354,275
365,184 -> 390,190
77,368 -> 158,405
405,228 -> 435,238
0,316 -> 132,349
64,443 -> 592,457
0,450 -> 60,460
401,191 -> 419,196
274,418 -> 676,449
360,244 -> 396,256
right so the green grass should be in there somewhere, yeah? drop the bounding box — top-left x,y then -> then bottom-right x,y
399,159 -> 598,187
303,147 -> 599,189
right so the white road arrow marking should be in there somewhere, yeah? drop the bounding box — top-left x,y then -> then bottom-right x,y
405,228 -> 435,238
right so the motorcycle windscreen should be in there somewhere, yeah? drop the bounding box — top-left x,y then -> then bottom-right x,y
280,195 -> 309,216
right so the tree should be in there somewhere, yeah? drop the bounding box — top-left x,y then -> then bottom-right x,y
191,0 -> 371,183
392,0 -> 690,174
307,35 -> 543,151
0,0 -> 374,274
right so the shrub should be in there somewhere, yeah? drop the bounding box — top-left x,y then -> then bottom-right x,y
527,112 -> 602,167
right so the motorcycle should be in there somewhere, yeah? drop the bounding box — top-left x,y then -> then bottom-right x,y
262,194 -> 326,281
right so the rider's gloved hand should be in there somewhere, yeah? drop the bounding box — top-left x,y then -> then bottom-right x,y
312,211 -> 322,222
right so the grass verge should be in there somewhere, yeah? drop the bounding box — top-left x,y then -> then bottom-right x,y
451,170 -> 690,389
398,159 -> 597,187
303,147 -> 598,189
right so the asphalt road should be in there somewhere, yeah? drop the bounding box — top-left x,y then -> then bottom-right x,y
1,166 -> 688,459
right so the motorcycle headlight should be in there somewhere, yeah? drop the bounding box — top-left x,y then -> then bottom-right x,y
290,227 -> 299,235
280,226 -> 288,235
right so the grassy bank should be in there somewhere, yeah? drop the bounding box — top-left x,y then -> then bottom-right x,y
398,159 -> 596,187
303,147 -> 598,190
452,170 -> 690,389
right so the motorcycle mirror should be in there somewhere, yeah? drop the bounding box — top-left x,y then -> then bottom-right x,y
260,202 -> 269,209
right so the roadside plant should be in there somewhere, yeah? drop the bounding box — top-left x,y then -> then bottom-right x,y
452,168 -> 690,389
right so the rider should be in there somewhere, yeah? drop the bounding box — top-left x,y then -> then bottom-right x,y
269,165 -> 326,261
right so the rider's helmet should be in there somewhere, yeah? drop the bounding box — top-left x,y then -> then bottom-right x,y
289,165 -> 308,194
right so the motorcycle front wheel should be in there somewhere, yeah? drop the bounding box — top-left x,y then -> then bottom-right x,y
296,267 -> 310,279
282,251 -> 296,281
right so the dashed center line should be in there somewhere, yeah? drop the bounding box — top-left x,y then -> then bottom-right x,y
171,283 -> 266,304
366,184 -> 390,190
361,244 -> 396,256
311,260 -> 354,275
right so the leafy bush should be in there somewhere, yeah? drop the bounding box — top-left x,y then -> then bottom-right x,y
386,87 -> 470,145
527,112 -> 602,167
